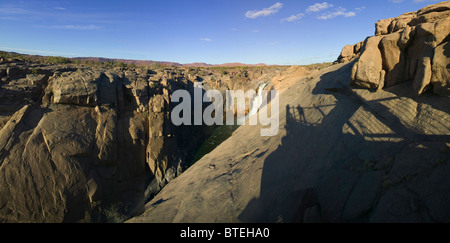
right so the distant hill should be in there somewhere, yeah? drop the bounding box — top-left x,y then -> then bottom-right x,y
215,63 -> 267,67
181,62 -> 212,67
73,57 -> 269,67
72,57 -> 183,67
1,51 -> 272,67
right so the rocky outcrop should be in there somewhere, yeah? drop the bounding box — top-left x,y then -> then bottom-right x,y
128,60 -> 450,224
2,2 -> 447,224
0,64 -> 154,222
351,36 -> 386,90
128,3 -> 450,223
0,57 -> 285,222
336,41 -> 364,64
51,70 -> 101,106
341,1 -> 450,96
432,39 -> 450,95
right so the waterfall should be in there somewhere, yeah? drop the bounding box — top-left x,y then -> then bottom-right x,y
236,81 -> 269,124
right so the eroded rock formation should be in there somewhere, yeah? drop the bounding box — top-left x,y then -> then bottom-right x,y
0,58 -> 284,222
339,1 -> 450,96
1,1 -> 448,224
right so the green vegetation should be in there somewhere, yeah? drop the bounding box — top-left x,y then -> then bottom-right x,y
0,50 -> 145,69
148,62 -> 164,70
44,56 -> 72,64
190,123 -> 240,166
149,82 -> 159,89
0,50 -> 334,74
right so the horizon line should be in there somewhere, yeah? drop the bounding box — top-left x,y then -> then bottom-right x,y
0,48 -> 334,67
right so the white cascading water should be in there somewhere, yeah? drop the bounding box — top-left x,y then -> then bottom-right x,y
236,82 -> 269,125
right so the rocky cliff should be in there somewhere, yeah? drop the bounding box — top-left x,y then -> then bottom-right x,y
128,2 -> 450,223
1,1 -> 449,224
0,57 -> 286,222
337,1 -> 449,96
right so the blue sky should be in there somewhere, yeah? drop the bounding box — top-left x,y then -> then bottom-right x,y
0,0 -> 442,65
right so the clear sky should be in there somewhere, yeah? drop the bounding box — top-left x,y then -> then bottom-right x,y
0,0 -> 442,65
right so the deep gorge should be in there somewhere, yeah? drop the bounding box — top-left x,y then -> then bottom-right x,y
0,58 -> 287,222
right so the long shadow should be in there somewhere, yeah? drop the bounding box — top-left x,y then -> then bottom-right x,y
382,80 -> 450,118
238,62 -> 450,223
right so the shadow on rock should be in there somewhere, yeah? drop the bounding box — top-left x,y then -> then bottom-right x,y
239,62 -> 450,223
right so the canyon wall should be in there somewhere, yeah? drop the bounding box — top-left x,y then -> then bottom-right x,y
0,58 -> 285,222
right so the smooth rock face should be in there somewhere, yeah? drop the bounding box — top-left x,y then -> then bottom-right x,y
350,36 -> 385,90
379,30 -> 409,87
344,1 -> 450,96
431,41 -> 450,95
